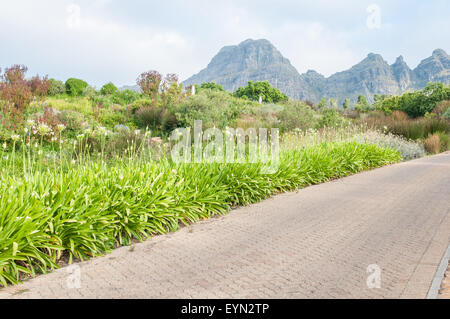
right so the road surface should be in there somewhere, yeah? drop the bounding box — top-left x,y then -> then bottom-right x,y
1,153 -> 449,299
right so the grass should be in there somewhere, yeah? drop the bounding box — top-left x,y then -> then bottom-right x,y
360,112 -> 449,141
46,97 -> 94,116
0,139 -> 401,287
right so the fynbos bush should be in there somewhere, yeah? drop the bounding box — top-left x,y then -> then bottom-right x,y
354,130 -> 425,160
65,78 -> 88,96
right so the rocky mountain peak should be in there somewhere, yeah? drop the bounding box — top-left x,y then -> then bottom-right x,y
432,48 -> 449,59
363,53 -> 386,64
184,39 -> 310,99
183,39 -> 449,104
414,49 -> 450,87
391,55 -> 415,91
394,55 -> 405,64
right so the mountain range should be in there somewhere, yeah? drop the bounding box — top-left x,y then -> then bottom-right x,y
183,39 -> 450,104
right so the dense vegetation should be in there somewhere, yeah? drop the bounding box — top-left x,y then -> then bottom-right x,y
375,83 -> 450,117
0,137 -> 401,286
0,63 -> 448,287
233,80 -> 289,103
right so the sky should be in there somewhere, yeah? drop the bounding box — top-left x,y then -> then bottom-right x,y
0,0 -> 448,88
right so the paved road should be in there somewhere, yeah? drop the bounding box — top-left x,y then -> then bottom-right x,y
1,153 -> 449,299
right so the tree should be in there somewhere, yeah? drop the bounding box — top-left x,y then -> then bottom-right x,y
373,94 -> 388,110
160,73 -> 183,107
137,70 -> 162,102
329,98 -> 338,108
342,98 -> 350,110
378,82 -> 450,117
401,82 -> 450,117
0,65 -> 33,110
65,78 -> 88,96
355,94 -> 371,112
200,82 -> 225,91
317,97 -> 327,109
100,82 -> 118,95
233,81 -> 288,103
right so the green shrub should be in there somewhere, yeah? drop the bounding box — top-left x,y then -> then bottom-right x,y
442,107 -> 450,120
47,97 -> 93,116
83,85 -> 97,98
355,95 -> 373,112
58,110 -> 89,137
176,90 -> 256,129
317,108 -> 349,128
233,81 -> 288,103
112,89 -> 140,106
199,82 -> 225,92
130,98 -> 153,114
378,83 -> 450,117
135,106 -> 176,133
86,129 -> 145,157
48,79 -> 66,96
97,108 -> 129,129
100,82 -> 118,95
277,101 -> 317,132
65,78 -> 88,96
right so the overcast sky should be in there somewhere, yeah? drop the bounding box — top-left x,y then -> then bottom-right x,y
0,0 -> 448,88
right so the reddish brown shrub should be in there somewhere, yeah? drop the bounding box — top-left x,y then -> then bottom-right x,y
136,70 -> 161,101
30,75 -> 50,98
0,65 -> 33,111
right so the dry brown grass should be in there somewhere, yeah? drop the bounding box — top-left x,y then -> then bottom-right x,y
359,115 -> 449,140
391,110 -> 409,121
235,115 -> 257,131
424,134 -> 441,154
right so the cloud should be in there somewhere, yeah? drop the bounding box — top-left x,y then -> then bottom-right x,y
0,0 -> 448,86
0,1 -> 195,87
268,22 -> 362,76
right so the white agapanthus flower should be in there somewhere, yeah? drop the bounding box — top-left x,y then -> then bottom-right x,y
10,134 -> 20,142
37,123 -> 51,136
98,126 -> 107,136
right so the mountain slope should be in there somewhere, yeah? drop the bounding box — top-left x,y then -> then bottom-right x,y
413,49 -> 450,88
323,53 -> 400,103
183,39 -> 450,104
183,39 -> 314,100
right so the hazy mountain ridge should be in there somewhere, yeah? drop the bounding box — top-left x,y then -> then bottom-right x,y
183,39 -> 450,104
183,39 -> 312,100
